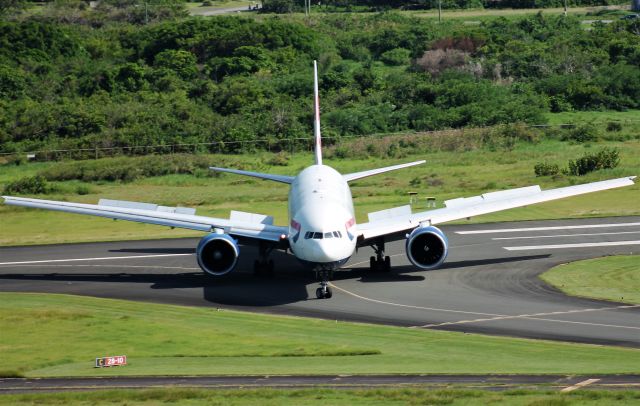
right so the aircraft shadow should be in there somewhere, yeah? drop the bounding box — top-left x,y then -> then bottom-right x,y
0,249 -> 550,306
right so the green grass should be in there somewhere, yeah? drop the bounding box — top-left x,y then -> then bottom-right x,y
2,388 -> 640,405
546,109 -> 640,126
541,255 -> 640,305
1,293 -> 640,378
1,136 -> 639,246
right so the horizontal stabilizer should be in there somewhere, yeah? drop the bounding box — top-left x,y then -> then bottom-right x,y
99,199 -> 196,215
210,167 -> 294,184
230,210 -> 274,225
343,160 -> 426,183
368,205 -> 412,223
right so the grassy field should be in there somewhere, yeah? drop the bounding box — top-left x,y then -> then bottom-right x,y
404,5 -> 631,24
541,255 -> 640,305
1,293 -> 640,378
1,134 -> 639,246
2,388 -> 640,405
1,131 -> 639,246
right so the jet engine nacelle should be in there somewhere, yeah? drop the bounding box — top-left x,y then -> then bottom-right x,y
196,233 -> 239,276
405,225 -> 448,270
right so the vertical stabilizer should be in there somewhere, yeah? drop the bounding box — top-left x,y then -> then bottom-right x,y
313,60 -> 322,166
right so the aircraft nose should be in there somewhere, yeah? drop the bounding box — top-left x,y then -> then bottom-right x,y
311,241 -> 334,262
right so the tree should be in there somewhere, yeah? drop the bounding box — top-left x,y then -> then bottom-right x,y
0,0 -> 25,16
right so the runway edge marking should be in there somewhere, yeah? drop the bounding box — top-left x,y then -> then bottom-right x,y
457,222 -> 640,235
0,253 -> 194,266
503,240 -> 640,251
492,230 -> 640,241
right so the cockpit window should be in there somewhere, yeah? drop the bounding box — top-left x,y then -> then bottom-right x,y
304,230 -> 343,240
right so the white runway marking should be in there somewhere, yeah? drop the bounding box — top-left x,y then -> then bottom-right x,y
457,222 -> 640,235
420,305 -> 640,330
504,240 -> 640,251
329,283 -> 640,330
561,378 -> 600,392
0,253 -> 194,266
6,264 -> 201,270
493,231 -> 640,241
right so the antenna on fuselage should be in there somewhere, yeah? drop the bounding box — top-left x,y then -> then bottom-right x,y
313,60 -> 322,166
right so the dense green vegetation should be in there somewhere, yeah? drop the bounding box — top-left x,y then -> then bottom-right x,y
542,255 -> 640,305
1,11 -> 640,158
2,388 -> 640,405
262,0 -> 629,13
2,293 -> 640,378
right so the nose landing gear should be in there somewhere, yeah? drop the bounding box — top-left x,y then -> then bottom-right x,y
315,269 -> 333,299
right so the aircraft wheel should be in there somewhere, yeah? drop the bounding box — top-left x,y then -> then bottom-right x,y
369,256 -> 376,271
384,256 -> 391,272
316,288 -> 324,299
324,287 -> 332,299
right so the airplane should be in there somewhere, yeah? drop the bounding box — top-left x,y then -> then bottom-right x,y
2,61 -> 636,300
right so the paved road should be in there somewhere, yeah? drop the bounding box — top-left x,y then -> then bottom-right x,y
1,217 -> 639,347
189,5 -> 254,16
2,374 -> 639,393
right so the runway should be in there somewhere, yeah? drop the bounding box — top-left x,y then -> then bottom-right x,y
1,216 -> 639,347
2,374 -> 639,393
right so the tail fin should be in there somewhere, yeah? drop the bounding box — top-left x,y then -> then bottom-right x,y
313,60 -> 322,166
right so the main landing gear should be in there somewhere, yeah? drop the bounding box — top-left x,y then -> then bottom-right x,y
369,240 -> 391,272
253,242 -> 275,277
315,269 -> 333,299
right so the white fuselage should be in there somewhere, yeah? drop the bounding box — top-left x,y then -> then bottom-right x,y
287,165 -> 357,269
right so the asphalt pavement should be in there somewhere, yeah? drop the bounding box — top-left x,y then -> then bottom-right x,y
1,216 -> 639,348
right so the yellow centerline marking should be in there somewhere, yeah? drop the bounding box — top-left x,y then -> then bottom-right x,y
329,283 -> 640,330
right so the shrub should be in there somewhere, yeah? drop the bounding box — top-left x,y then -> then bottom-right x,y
264,152 -> 289,166
606,121 -> 622,132
3,175 -> 53,195
562,124 -> 598,143
380,48 -> 411,66
565,148 -> 620,176
75,185 -> 91,195
534,162 -> 560,177
415,49 -> 469,77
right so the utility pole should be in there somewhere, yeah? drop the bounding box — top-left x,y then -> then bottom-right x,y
563,0 -> 567,16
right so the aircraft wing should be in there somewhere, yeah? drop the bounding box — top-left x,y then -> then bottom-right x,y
2,196 -> 288,243
356,176 -> 636,243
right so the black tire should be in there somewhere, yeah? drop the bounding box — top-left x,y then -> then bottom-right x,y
384,256 -> 391,272
316,288 -> 324,299
325,287 -> 332,299
253,260 -> 261,276
369,256 -> 376,271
